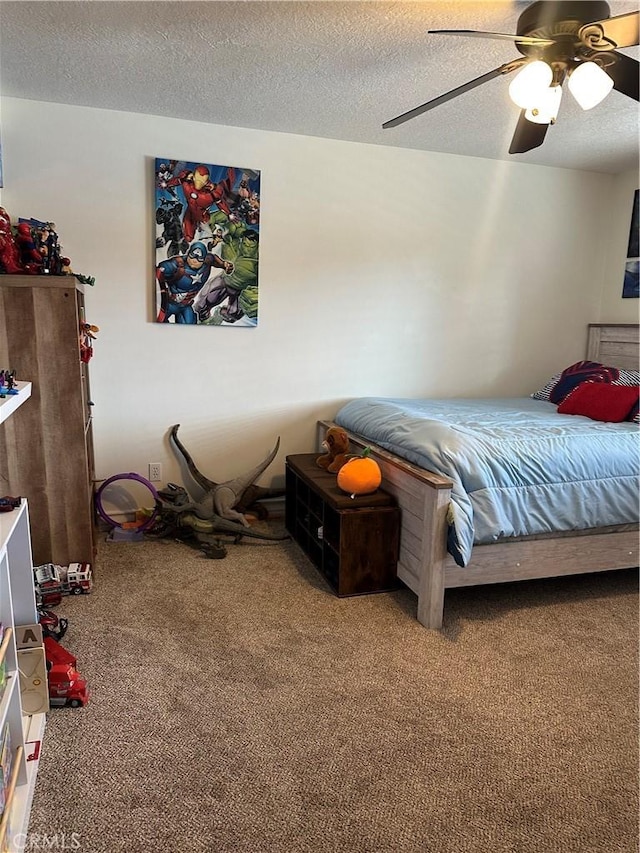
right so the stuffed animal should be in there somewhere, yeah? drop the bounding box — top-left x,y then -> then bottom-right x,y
316,427 -> 350,473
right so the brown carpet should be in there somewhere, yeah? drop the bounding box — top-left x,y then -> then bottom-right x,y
28,532 -> 638,853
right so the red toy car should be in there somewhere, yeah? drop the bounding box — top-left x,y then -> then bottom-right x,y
38,608 -> 68,642
43,636 -> 90,708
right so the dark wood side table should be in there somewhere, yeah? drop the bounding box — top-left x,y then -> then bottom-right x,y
285,454 -> 400,596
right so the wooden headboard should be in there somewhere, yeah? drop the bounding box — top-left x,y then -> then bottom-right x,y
587,324 -> 639,370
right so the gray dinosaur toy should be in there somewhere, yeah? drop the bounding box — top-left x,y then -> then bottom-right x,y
166,424 -> 285,526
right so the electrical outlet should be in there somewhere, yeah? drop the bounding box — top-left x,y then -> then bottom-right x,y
148,463 -> 162,482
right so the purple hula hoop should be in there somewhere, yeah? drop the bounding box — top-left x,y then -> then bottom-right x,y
95,473 -> 159,531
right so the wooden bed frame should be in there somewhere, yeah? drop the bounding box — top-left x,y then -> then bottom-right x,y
318,324 -> 640,630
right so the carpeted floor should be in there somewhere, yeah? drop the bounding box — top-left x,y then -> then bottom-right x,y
27,531 -> 638,853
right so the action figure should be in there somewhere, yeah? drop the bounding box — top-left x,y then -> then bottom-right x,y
15,223 -> 44,273
0,208 -> 25,274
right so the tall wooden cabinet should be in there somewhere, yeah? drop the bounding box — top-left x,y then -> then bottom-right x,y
0,276 -> 96,567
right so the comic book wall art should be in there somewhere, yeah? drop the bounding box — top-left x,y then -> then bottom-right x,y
154,158 -> 261,325
622,189 -> 639,299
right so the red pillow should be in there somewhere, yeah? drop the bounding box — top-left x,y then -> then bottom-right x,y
558,382 -> 640,422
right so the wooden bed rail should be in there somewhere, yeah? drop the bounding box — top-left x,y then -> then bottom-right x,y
317,416 -> 639,631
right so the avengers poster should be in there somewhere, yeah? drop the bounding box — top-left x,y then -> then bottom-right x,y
622,189 -> 639,298
154,157 -> 261,325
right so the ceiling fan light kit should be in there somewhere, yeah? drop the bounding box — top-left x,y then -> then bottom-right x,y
567,61 -> 615,109
383,0 -> 639,155
525,85 -> 563,124
508,60 -> 553,108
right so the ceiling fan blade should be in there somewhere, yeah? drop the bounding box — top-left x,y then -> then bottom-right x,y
428,29 -> 555,46
382,59 -> 525,129
508,111 -> 549,154
607,51 -> 640,101
579,11 -> 640,50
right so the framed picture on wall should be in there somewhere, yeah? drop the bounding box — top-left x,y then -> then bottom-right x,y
622,189 -> 639,298
154,158 -> 261,325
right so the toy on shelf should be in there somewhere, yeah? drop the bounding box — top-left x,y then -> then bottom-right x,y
0,205 -> 98,284
0,207 -> 24,274
43,636 -> 89,708
74,272 -> 96,287
33,562 -> 93,600
15,222 -> 44,273
0,370 -> 18,397
23,218 -> 63,275
79,322 -> 99,363
0,496 -> 21,513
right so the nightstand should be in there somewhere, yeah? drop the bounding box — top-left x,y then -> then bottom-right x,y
285,454 -> 400,596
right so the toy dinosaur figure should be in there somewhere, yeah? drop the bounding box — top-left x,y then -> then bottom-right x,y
150,483 -> 289,544
176,511 -> 289,540
168,424 -> 285,525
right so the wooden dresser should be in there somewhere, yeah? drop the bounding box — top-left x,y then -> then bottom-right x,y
0,275 -> 96,566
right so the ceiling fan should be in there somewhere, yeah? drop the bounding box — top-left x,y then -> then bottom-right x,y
383,1 -> 639,154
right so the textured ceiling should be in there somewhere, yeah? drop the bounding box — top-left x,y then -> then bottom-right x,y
1,1 -> 638,173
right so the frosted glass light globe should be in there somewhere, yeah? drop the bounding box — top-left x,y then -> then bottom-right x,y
525,86 -> 563,124
568,62 -> 614,110
509,61 -> 553,109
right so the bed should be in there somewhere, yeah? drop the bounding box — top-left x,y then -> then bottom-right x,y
317,324 -> 640,630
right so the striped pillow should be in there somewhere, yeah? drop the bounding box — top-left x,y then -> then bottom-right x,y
532,360 -> 640,406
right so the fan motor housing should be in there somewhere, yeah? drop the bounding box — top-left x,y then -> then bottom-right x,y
516,0 -> 611,55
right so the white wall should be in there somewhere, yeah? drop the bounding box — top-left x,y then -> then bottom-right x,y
0,98 -> 622,490
600,169 -> 640,322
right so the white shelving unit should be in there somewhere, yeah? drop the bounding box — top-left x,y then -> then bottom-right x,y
0,384 -> 31,427
0,383 -> 45,851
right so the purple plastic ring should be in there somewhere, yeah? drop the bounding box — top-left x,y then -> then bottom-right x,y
95,473 -> 159,531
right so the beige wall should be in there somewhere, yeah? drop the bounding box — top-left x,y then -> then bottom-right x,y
0,97 -> 621,487
599,169 -> 640,322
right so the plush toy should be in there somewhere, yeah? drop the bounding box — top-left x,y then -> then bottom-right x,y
316,427 -> 350,473
337,447 -> 382,497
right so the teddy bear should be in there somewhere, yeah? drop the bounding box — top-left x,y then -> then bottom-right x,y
316,427 -> 350,473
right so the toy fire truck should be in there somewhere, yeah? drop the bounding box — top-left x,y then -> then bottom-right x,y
34,562 -> 93,603
43,636 -> 90,708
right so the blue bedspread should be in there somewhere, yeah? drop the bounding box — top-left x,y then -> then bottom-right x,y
335,397 -> 640,566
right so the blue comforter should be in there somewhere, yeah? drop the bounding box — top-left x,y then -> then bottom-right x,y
335,397 -> 640,566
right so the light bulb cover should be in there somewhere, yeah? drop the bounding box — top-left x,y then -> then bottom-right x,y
568,62 -> 614,110
509,61 -> 553,109
525,86 -> 563,124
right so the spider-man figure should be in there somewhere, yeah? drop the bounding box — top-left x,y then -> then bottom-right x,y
159,165 -> 236,243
